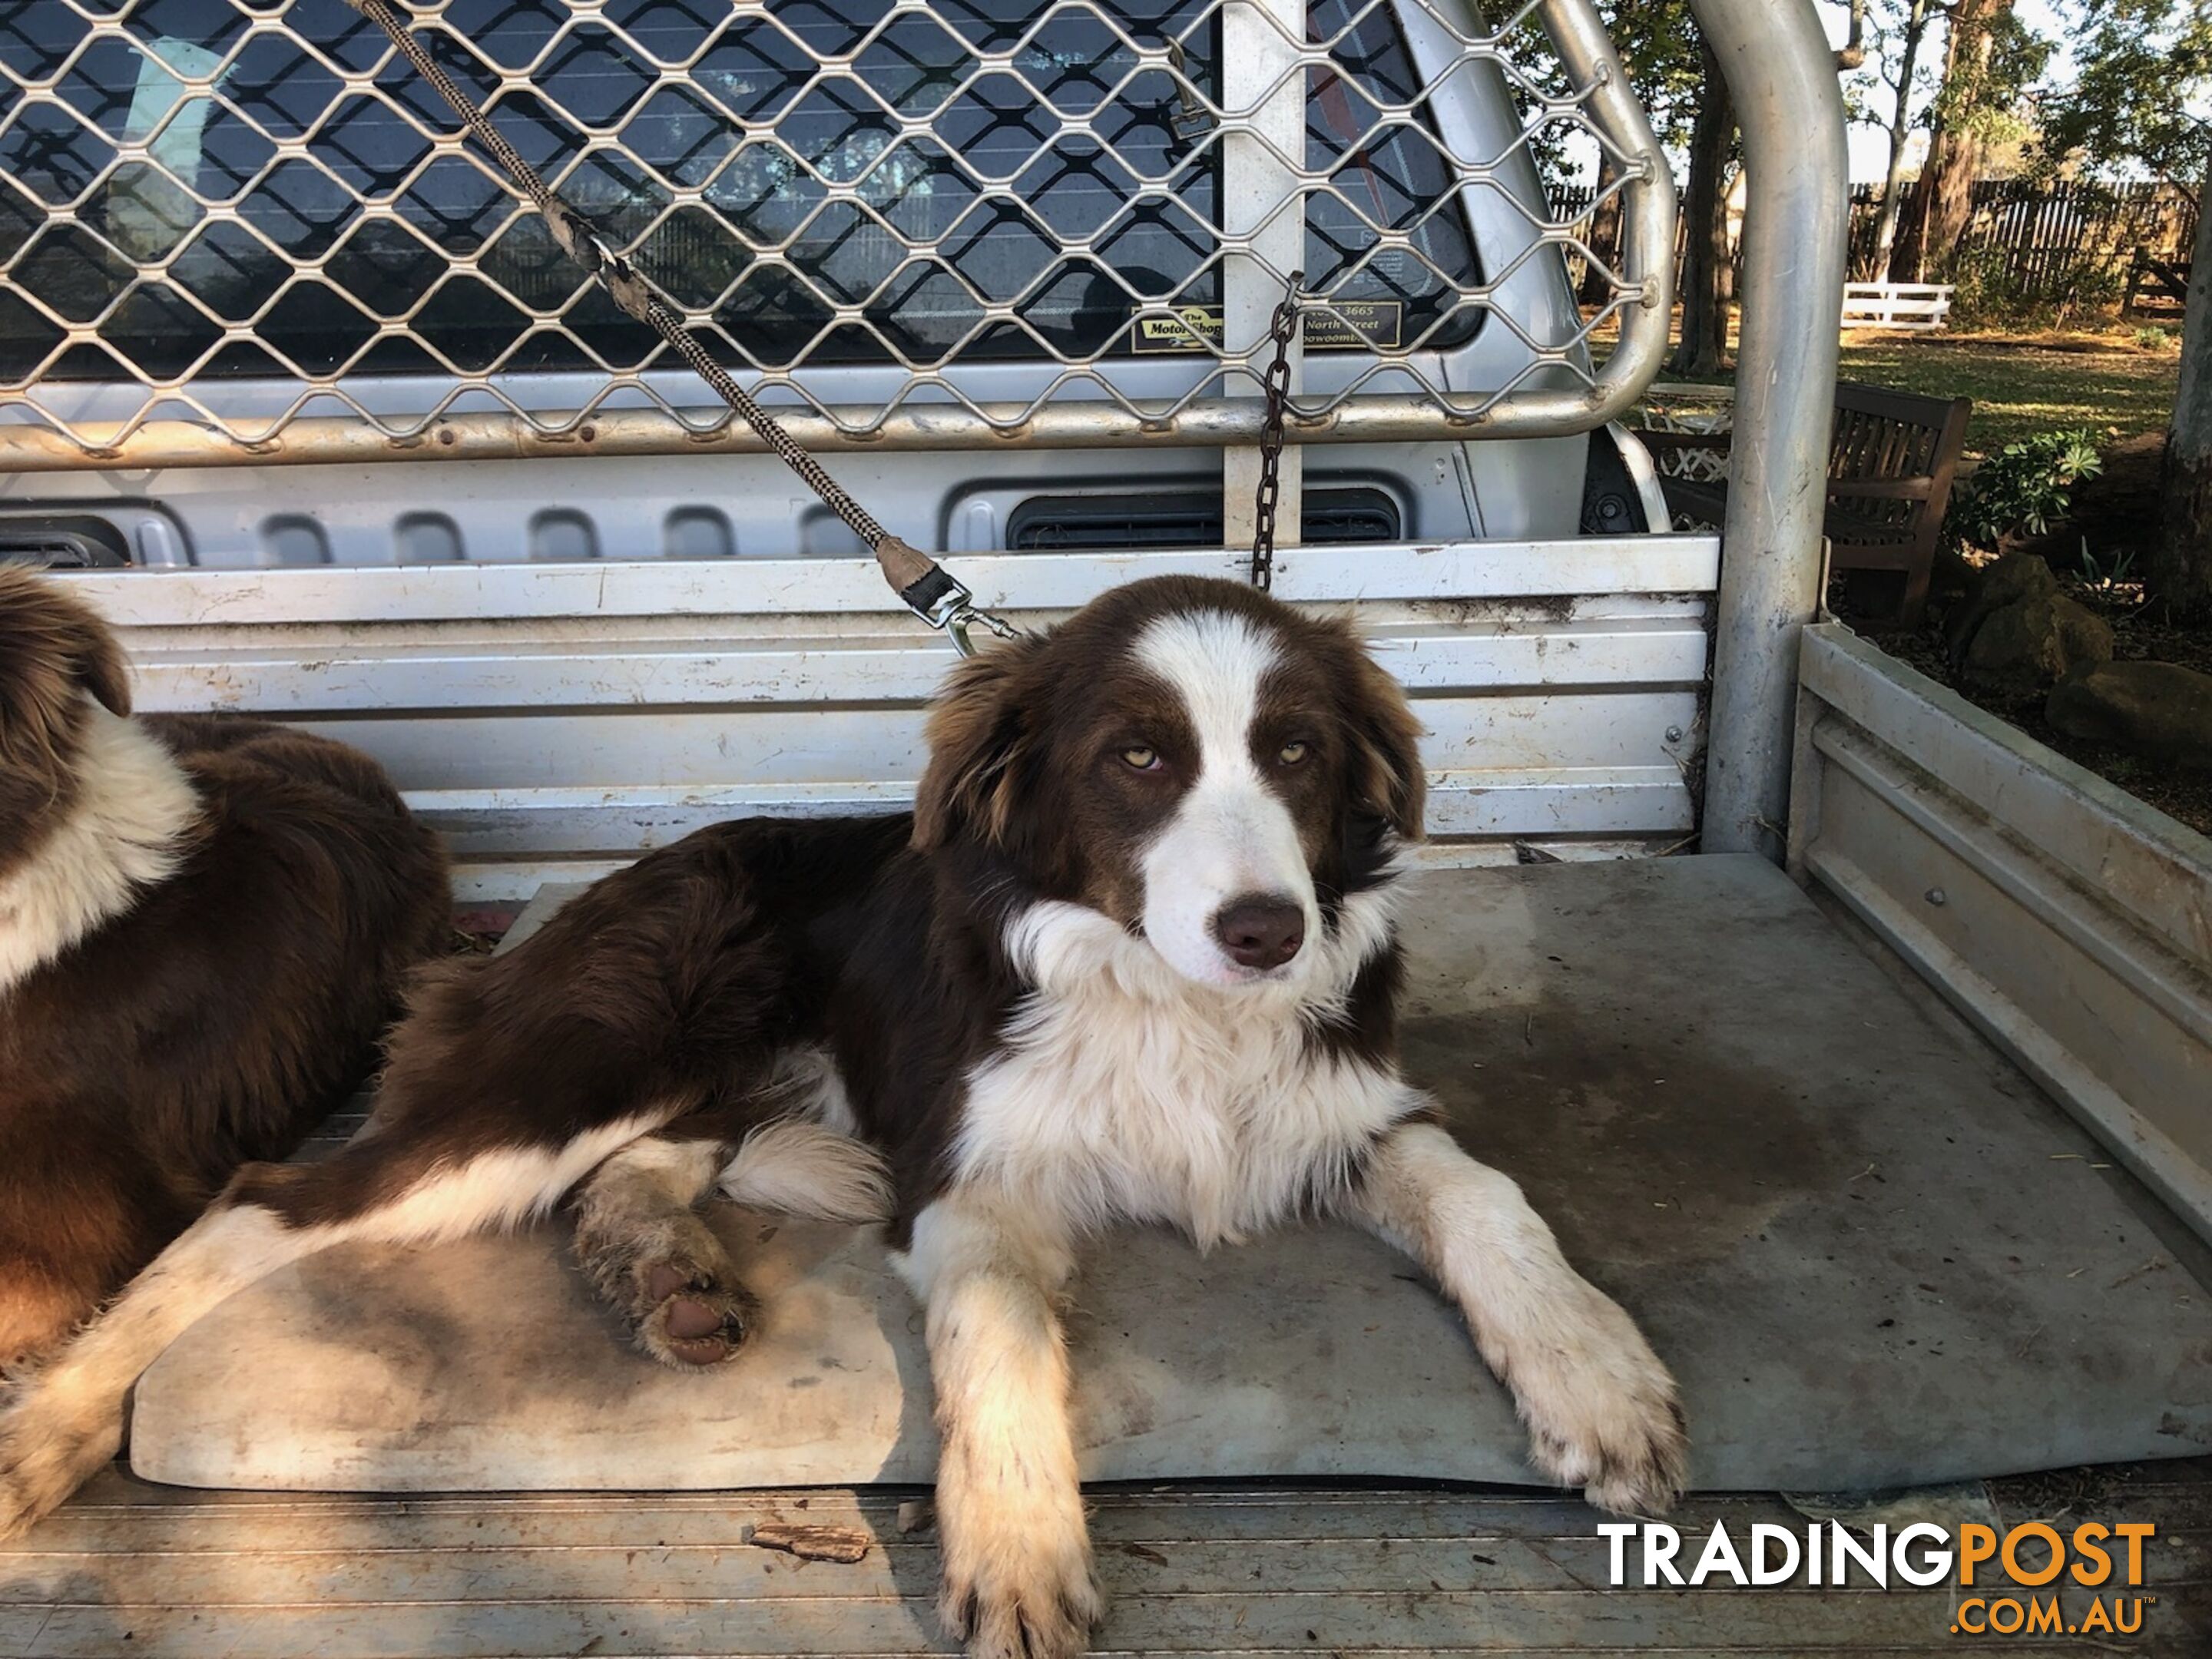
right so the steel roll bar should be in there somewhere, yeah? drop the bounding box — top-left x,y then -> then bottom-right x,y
1690,0 -> 1850,859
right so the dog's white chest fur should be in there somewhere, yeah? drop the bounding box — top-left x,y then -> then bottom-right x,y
952,899 -> 1414,1247
0,704 -> 199,995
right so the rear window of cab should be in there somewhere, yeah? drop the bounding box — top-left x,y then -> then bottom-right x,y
0,0 -> 1485,385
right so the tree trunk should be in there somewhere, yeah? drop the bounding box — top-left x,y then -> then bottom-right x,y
1578,158 -> 1623,308
1913,128 -> 1985,277
2152,149 -> 2212,618
1671,40 -> 1734,376
1892,0 -> 2006,282
1869,0 -> 1932,280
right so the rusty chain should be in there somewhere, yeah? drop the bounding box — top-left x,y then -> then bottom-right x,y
1250,270 -> 1303,592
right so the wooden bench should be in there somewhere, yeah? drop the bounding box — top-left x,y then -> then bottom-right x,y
1637,380 -> 1972,625
2124,247 -> 2190,323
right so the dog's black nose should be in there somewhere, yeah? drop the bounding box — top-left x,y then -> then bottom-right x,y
1214,895 -> 1306,971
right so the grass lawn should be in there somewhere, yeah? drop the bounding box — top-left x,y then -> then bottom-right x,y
1836,330 -> 2181,455
1631,319 -> 2207,834
1637,323 -> 2181,457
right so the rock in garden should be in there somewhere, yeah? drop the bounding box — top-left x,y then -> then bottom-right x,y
1943,552 -> 2113,694
2046,661 -> 2212,772
1929,541 -> 1980,602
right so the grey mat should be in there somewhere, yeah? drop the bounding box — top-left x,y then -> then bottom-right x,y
130,855 -> 2212,1494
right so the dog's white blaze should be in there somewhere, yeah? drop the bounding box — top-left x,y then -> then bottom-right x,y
0,1111 -> 667,1540
0,701 -> 200,995
1133,611 -> 1316,987
964,888 -> 1412,1248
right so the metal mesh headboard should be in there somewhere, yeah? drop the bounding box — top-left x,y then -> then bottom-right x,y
0,0 -> 1671,469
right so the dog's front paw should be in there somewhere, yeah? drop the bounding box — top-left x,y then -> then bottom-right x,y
0,1386 -> 120,1542
0,1471 -> 31,1544
1511,1280 -> 1687,1516
938,1508 -> 1101,1659
941,1555 -> 1101,1659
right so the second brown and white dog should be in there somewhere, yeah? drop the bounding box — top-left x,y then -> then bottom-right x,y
0,565 -> 450,1371
0,575 -> 1684,1658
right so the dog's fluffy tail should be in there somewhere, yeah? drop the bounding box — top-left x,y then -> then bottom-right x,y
719,1120 -> 892,1224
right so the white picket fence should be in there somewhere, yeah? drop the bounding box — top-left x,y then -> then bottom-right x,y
1841,283 -> 1955,333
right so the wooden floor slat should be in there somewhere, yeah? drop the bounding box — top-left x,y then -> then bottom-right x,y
5,1586 -> 2204,1658
5,1469 -> 2209,1656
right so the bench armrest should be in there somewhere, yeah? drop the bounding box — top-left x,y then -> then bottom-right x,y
1829,478 -> 1938,503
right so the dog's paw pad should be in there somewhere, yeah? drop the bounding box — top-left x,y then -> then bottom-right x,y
635,1264 -> 755,1369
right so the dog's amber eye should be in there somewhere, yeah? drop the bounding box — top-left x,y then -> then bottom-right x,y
1277,740 -> 1310,766
1121,745 -> 1161,771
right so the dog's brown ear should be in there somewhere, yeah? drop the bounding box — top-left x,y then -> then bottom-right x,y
67,610 -> 133,720
913,633 -> 1044,852
0,567 -> 134,854
1339,641 -> 1426,841
0,564 -> 133,724
75,620 -> 133,718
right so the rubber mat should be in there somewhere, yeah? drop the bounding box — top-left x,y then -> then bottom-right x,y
129,855 -> 2212,1494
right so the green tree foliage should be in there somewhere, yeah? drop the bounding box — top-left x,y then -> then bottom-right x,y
1595,0 -> 1707,152
1573,2 -> 1737,371
1891,0 -> 2051,281
1849,0 -> 1947,276
2038,0 -> 2212,184
1927,1 -> 2050,149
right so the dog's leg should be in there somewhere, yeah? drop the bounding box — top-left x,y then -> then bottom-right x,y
897,1194 -> 1101,1659
1345,1117 -> 1687,1515
0,1257 -> 96,1379
575,1118 -> 892,1368
0,1109 -> 670,1541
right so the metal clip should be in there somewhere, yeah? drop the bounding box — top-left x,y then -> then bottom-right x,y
902,569 -> 1018,657
1163,41 -> 1216,154
943,602 -> 1020,658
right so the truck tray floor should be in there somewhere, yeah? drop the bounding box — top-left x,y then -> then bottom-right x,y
111,856 -> 2212,1498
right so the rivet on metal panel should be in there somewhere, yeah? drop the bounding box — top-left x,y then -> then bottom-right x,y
1926,888 -> 1948,906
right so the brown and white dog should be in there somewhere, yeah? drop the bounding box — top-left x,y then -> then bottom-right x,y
0,566 -> 449,1370
0,575 -> 1683,1657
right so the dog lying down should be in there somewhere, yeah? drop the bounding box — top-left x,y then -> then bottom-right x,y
0,574 -> 1684,1658
0,566 -> 448,1373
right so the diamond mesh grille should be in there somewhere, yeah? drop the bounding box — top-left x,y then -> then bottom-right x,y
0,0 -> 1667,463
